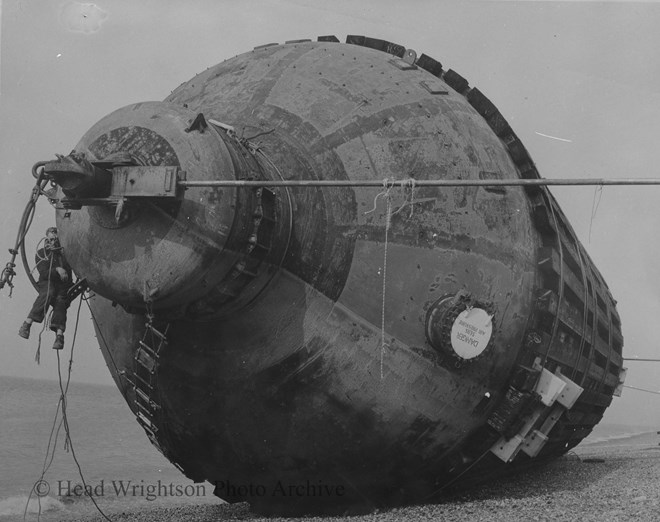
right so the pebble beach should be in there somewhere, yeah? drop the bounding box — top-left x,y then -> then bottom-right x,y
67,431 -> 660,522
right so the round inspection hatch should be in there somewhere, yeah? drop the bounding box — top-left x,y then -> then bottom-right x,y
425,293 -> 495,362
449,307 -> 493,359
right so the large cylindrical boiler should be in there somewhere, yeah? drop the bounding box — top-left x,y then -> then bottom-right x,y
48,36 -> 623,514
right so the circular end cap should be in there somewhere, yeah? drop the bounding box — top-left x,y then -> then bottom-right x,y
57,101 -> 238,310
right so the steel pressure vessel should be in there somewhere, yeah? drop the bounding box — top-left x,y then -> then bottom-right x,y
53,35 -> 624,515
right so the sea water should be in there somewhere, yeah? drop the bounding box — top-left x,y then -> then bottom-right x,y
0,376 -> 220,521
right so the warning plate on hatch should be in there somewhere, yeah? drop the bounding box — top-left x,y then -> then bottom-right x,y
450,308 -> 493,359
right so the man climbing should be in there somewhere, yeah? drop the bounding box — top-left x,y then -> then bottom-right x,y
18,227 -> 72,350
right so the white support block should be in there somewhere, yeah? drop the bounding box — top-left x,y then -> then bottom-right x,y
613,368 -> 628,397
490,435 -> 524,463
535,368 -> 567,406
556,374 -> 584,409
521,430 -> 549,457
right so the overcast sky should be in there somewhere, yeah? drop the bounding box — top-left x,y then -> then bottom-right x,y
1,0 -> 659,428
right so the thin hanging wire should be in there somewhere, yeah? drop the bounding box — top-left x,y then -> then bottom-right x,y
588,185 -> 604,243
363,180 -> 396,380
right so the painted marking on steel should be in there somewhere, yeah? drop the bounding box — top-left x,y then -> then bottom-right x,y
450,308 -> 493,360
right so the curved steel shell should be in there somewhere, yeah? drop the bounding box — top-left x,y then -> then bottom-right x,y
56,36 -> 624,514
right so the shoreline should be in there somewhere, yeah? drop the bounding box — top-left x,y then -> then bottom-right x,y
19,431 -> 660,522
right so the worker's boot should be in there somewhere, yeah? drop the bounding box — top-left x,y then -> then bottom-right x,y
18,322 -> 31,339
52,333 -> 64,350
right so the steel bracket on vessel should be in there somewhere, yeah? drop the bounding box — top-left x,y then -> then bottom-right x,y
110,166 -> 183,198
51,163 -> 186,209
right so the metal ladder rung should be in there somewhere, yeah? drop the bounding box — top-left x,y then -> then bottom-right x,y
132,318 -> 169,450
138,391 -> 160,409
145,323 -> 168,342
142,427 -> 160,446
137,395 -> 160,412
146,433 -> 162,449
134,386 -> 151,404
135,391 -> 159,410
138,340 -> 159,357
133,373 -> 153,389
135,388 -> 151,404
135,400 -> 155,418
136,401 -> 161,417
136,347 -> 157,372
135,364 -> 155,381
136,411 -> 157,430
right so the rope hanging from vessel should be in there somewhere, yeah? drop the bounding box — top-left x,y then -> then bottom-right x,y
54,347 -> 114,521
393,177 -> 417,219
26,297 -> 76,521
380,183 -> 393,380
588,185 -> 604,243
26,292 -> 114,522
363,179 -> 400,380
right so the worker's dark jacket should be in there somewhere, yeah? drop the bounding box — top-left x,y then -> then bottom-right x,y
27,244 -> 72,331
